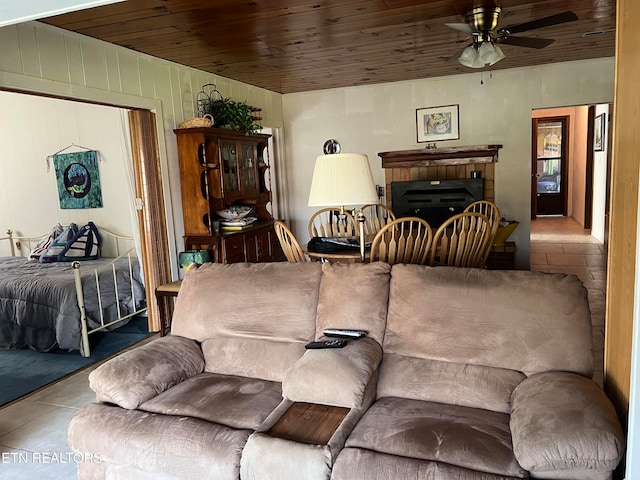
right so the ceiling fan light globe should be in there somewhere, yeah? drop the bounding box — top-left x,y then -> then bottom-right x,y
471,54 -> 485,68
489,45 -> 506,66
458,46 -> 483,68
478,41 -> 497,64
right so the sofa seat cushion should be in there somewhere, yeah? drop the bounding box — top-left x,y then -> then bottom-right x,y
344,397 -> 527,479
332,448 -> 523,480
68,403 -> 251,480
140,372 -> 283,430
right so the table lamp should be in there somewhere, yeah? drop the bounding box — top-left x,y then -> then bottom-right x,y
308,153 -> 378,262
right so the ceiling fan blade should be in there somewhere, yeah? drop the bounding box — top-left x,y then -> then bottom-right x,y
498,11 -> 578,35
445,23 -> 474,34
497,35 -> 555,49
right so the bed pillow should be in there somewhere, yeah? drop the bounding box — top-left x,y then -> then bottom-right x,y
29,223 -> 64,260
61,222 -> 102,261
39,222 -> 102,263
39,223 -> 78,262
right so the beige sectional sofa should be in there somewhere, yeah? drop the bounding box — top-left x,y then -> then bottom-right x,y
67,261 -> 624,480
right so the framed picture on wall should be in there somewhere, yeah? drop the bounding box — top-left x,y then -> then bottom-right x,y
416,104 -> 460,143
594,113 -> 605,152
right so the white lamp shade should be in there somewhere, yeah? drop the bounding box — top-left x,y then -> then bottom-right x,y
308,153 -> 378,207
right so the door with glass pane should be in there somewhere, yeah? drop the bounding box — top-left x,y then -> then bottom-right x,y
532,117 -> 568,216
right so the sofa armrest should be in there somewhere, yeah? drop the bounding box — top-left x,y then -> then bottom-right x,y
89,335 -> 205,409
510,372 -> 624,474
282,337 -> 382,408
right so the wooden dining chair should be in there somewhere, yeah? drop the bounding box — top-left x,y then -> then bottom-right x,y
369,217 -> 433,266
430,212 -> 492,268
308,208 -> 357,238
464,200 -> 501,265
274,220 -> 307,262
361,203 -> 397,235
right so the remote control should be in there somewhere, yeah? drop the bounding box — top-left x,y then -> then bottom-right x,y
323,328 -> 367,339
305,339 -> 348,349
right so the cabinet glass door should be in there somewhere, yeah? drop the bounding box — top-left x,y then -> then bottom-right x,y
221,142 -> 239,194
241,144 -> 258,192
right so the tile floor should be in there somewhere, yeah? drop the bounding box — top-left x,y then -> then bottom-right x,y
0,335 -> 158,479
0,218 -> 607,478
530,215 -> 607,388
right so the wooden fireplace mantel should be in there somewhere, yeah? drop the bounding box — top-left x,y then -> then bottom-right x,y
379,145 -> 502,169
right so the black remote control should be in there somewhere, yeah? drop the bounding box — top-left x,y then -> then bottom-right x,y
305,339 -> 348,349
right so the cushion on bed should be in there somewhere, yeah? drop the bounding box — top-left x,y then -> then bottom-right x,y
29,223 -> 63,260
40,222 -> 102,263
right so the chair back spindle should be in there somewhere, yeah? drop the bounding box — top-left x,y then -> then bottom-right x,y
464,200 -> 501,265
430,212 -> 492,268
370,217 -> 433,266
361,203 -> 396,235
274,221 -> 307,262
308,208 -> 357,238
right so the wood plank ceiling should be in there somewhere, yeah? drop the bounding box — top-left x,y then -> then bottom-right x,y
43,0 -> 616,94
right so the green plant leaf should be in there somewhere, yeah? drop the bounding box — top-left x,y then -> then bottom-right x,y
202,97 -> 261,134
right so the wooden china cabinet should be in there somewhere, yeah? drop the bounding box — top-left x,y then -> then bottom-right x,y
175,126 -> 285,263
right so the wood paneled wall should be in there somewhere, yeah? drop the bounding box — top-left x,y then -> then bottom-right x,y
604,0 -> 639,432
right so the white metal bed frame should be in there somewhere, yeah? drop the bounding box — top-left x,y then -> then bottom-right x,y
0,226 -> 148,357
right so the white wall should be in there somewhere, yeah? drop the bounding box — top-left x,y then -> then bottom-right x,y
592,103 -> 610,243
0,21 -> 284,275
282,58 -> 615,268
0,91 -> 132,256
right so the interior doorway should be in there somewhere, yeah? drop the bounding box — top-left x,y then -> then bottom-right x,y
0,89 -> 172,333
530,104 -> 611,245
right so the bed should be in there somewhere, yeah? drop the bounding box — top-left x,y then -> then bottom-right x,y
0,226 -> 147,357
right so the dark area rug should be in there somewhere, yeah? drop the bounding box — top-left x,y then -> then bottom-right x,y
0,316 -> 154,407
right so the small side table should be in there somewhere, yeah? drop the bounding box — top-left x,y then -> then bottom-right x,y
155,280 -> 182,336
267,402 -> 349,445
486,241 -> 516,270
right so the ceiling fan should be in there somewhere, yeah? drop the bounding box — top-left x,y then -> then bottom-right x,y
446,6 -> 579,68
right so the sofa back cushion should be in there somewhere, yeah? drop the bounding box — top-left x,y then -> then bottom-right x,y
172,262 -> 323,381
315,262 -> 391,345
380,265 -> 593,410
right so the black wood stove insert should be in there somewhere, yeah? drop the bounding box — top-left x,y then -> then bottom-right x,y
391,178 -> 484,228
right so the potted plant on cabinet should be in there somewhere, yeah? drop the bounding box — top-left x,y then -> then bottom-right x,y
203,97 -> 262,134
